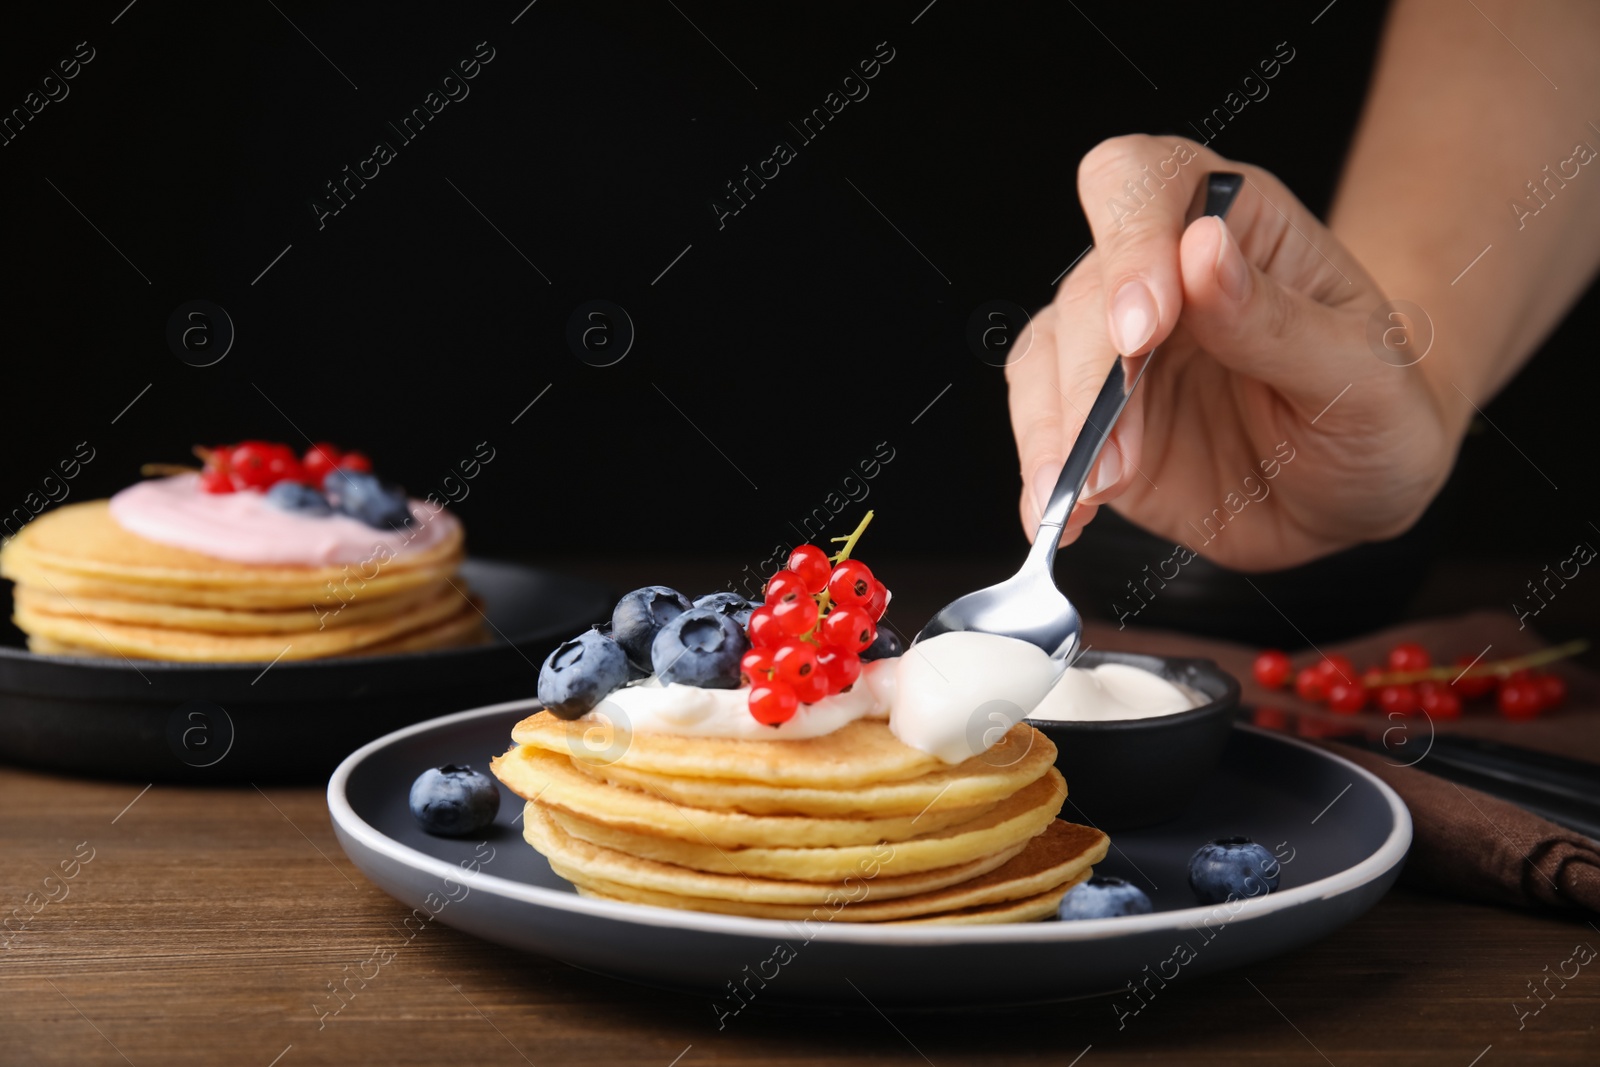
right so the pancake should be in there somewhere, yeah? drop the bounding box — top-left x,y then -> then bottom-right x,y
884,876 -> 1088,925
13,583 -> 475,661
27,604 -> 488,658
491,744 -> 994,848
571,730 -> 1057,817
0,554 -> 455,610
542,770 -> 1064,881
522,800 -> 1033,905
559,819 -> 1106,921
512,711 -> 971,788
574,878 -> 1083,924
1,500 -> 462,609
12,580 -> 444,633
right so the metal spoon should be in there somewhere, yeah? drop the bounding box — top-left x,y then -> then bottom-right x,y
914,172 -> 1244,662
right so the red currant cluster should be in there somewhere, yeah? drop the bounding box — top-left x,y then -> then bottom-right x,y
198,441 -> 370,493
1253,640 -> 1572,721
741,516 -> 890,727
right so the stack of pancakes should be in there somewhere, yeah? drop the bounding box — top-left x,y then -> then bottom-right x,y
1,500 -> 483,661
492,712 -> 1109,924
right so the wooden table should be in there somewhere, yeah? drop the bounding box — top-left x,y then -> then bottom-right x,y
3,560 -> 1598,1064
1,763 -> 1596,1066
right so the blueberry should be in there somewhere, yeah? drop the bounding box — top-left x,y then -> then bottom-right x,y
538,628 -> 630,719
693,591 -> 757,630
611,586 -> 693,668
651,607 -> 750,688
264,480 -> 332,516
1057,876 -> 1154,920
860,626 -> 904,661
1187,836 -> 1281,904
322,470 -> 413,531
408,764 -> 500,836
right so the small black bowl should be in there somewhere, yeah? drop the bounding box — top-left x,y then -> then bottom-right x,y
1025,650 -> 1240,831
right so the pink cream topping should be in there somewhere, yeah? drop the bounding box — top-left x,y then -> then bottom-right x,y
108,474 -> 459,566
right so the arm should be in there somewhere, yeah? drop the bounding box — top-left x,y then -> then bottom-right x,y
1006,0 -> 1600,572
1332,0 -> 1600,414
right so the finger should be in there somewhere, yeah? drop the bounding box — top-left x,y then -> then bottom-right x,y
1005,303 -> 1064,534
1178,215 -> 1363,409
1077,135 -> 1226,357
1043,258 -> 1145,513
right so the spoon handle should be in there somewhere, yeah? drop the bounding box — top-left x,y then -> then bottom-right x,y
1031,172 -> 1244,562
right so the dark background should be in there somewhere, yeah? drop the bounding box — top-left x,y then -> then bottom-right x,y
1,0 -> 1594,650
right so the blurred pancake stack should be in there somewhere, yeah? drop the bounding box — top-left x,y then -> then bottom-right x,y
493,712 -> 1110,924
1,444 -> 483,662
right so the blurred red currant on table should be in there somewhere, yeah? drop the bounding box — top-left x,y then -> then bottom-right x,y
1251,638 -> 1583,723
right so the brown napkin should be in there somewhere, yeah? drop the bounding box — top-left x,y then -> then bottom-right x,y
1322,742 -> 1600,912
1085,611 -> 1600,915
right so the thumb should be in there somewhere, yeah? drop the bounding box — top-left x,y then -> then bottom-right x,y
1177,215 -> 1366,407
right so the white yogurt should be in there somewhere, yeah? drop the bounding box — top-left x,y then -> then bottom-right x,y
594,658 -> 898,741
1028,662 -> 1197,722
889,631 -> 1062,763
579,630 -> 1196,762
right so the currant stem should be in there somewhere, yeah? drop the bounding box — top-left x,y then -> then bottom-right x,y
829,510 -> 875,565
813,511 -> 876,623
141,463 -> 200,477
1360,639 -> 1588,687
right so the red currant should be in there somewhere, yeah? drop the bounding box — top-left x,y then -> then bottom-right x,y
1294,667 -> 1327,703
792,670 -> 831,704
820,607 -> 876,654
339,450 -> 372,473
771,596 -> 819,637
864,580 -> 889,620
1497,678 -> 1543,720
827,560 -> 876,609
818,649 -> 861,694
749,681 -> 798,725
1252,706 -> 1289,730
1535,672 -> 1566,709
1376,684 -> 1418,716
197,470 -> 233,495
230,441 -> 303,489
772,639 -> 820,687
302,443 -> 343,484
1326,681 -> 1367,713
740,649 -> 774,686
763,569 -> 809,605
1450,656 -> 1496,700
1386,642 -> 1431,673
746,606 -> 783,647
1252,650 -> 1292,690
1314,654 -> 1358,687
1416,681 -> 1461,720
787,544 -> 832,595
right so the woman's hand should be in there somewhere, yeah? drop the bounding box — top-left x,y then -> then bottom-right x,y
1008,136 -> 1458,572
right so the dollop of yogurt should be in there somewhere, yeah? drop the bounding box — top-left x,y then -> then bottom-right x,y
108,474 -> 459,566
594,658 -> 898,740
888,631 -> 1063,762
581,629 -> 1197,762
1028,662 -> 1197,721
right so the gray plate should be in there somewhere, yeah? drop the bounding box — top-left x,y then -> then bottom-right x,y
329,700 -> 1411,1008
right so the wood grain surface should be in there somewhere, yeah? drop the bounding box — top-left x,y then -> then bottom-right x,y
0,747 -> 1596,1065
2,560 -> 1597,1065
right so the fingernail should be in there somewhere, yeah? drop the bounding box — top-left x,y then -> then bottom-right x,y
1030,464 -> 1060,521
1109,280 -> 1157,355
1214,218 -> 1249,302
1084,448 -> 1122,500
